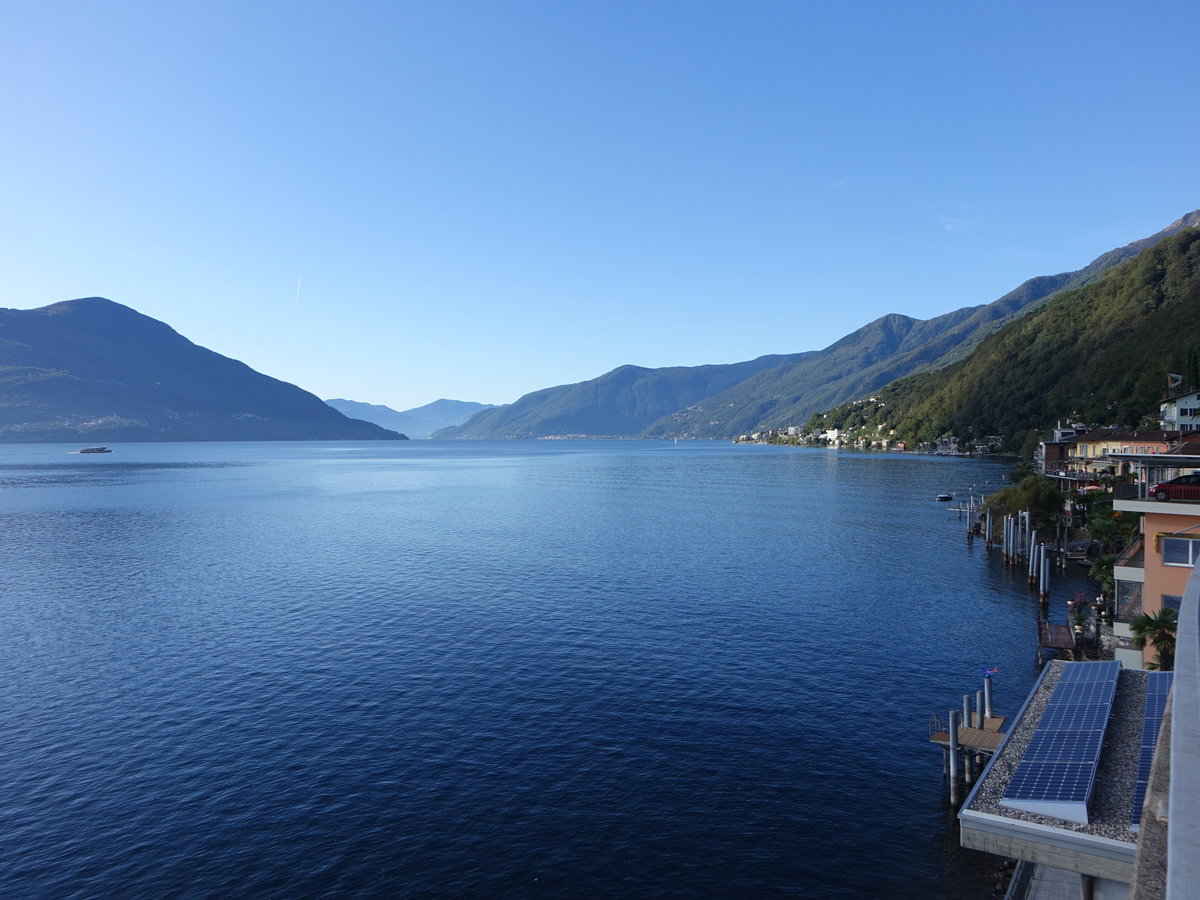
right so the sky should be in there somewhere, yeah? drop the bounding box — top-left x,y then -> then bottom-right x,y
1,1 -> 1197,412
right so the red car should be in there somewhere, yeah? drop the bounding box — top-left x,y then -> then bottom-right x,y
1149,472 -> 1200,501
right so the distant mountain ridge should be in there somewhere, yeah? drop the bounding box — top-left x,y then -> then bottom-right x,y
810,225 -> 1200,447
432,354 -> 810,439
326,397 -> 494,439
437,211 -> 1200,439
0,297 -> 405,442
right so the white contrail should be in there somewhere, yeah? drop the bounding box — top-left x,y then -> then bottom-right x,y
295,276 -> 302,312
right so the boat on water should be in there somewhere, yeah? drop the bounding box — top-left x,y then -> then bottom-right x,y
935,493 -> 953,501
75,446 -> 112,454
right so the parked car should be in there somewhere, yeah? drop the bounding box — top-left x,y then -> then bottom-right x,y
1149,472 -> 1200,501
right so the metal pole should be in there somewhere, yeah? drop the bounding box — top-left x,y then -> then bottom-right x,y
984,674 -> 994,719
1041,552 -> 1051,601
948,709 -> 961,803
1029,530 -> 1039,583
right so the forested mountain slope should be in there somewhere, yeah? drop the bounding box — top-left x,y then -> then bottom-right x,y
810,228 -> 1200,448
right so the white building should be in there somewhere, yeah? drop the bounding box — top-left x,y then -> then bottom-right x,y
1161,388 -> 1200,433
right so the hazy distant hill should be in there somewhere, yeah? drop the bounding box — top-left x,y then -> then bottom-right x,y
326,397 -> 494,439
437,211 -> 1200,439
431,355 -> 811,439
0,297 -> 406,442
812,226 -> 1200,448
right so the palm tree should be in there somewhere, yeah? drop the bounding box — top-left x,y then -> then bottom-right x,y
1130,607 -> 1178,670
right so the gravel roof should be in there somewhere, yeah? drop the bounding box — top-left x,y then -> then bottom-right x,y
965,660 -> 1151,844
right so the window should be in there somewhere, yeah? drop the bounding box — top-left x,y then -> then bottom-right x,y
1117,579 -> 1143,620
1163,595 -> 1183,611
1161,535 -> 1200,567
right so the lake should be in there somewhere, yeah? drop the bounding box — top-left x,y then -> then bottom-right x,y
0,440 -> 1090,897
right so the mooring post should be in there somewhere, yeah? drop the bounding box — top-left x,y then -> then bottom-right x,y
948,709 -> 961,803
985,508 -> 993,549
983,674 -> 994,720
1028,530 -> 1039,583
1040,552 -> 1051,601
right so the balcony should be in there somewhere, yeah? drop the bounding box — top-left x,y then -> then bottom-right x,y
1114,536 -> 1144,570
1114,496 -> 1200,516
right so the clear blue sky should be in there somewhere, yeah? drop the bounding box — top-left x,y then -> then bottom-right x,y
1,1 -> 1197,411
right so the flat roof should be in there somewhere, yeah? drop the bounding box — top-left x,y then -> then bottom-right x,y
958,661 -> 1164,881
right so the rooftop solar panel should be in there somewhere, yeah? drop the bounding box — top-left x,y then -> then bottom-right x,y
1056,661 -> 1121,683
1131,671 -> 1173,831
1005,761 -> 1095,803
999,661 -> 1121,825
1052,680 -> 1118,705
1038,702 -> 1112,731
1132,781 -> 1149,818
1023,729 -> 1104,762
1146,672 -> 1174,694
1142,721 -> 1163,747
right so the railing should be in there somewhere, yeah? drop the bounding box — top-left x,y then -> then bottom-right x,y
1115,536 -> 1145,568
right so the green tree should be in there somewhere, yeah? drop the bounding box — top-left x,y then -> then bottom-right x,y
1007,459 -> 1037,483
982,474 -> 1066,535
1131,607 -> 1178,671
1088,554 -> 1116,599
1084,504 -> 1140,553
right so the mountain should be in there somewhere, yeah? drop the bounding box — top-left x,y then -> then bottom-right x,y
431,355 -> 810,439
643,210 -> 1200,437
810,226 -> 1200,449
326,398 -> 494,439
0,297 -> 406,442
437,211 -> 1200,440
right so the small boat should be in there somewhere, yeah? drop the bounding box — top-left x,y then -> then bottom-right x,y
76,446 -> 112,454
935,493 -> 953,502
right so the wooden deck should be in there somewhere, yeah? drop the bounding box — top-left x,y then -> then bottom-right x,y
969,713 -> 1005,732
1039,621 -> 1075,651
930,725 -> 1006,753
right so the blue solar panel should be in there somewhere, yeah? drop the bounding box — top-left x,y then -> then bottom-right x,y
1144,694 -> 1170,714
1147,672 -> 1174,694
1001,661 -> 1122,823
1005,761 -> 1095,803
1137,752 -> 1155,781
1132,781 -> 1149,816
1131,671 -> 1174,830
1024,729 -> 1104,762
1142,721 -> 1163,747
1038,702 -> 1111,731
1056,661 -> 1121,683
1052,680 -> 1118,705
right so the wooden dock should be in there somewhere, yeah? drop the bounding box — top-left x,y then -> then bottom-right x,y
928,678 -> 1005,803
930,714 -> 1006,754
1039,621 -> 1076,662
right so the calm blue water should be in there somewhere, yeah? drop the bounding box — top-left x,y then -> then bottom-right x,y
0,441 -> 1090,898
